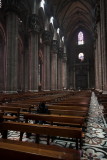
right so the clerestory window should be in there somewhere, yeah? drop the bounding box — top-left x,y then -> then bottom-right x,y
78,31 -> 84,45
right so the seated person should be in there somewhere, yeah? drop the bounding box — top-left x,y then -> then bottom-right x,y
36,102 -> 49,124
37,102 -> 49,114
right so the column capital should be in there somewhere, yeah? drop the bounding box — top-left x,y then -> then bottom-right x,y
42,30 -> 52,45
29,14 -> 42,33
51,40 -> 59,53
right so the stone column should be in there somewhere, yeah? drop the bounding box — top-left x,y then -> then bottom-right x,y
23,47 -> 29,91
42,31 -> 51,91
0,36 -> 5,91
62,53 -> 67,89
94,2 -> 102,91
97,22 -> 102,90
95,37 -> 99,90
57,47 -> 63,90
51,40 -> 58,90
28,14 -> 40,92
100,0 -> 107,90
6,12 -> 18,93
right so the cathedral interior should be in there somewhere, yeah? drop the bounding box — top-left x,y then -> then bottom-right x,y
0,0 -> 107,160
0,0 -> 106,93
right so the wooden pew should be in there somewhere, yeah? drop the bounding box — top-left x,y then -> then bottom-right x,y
6,103 -> 32,112
31,104 -> 88,113
24,113 -> 85,128
0,121 -> 83,150
4,104 -> 88,117
0,106 -> 21,121
47,105 -> 88,111
52,102 -> 89,107
49,109 -> 87,117
0,139 -> 81,160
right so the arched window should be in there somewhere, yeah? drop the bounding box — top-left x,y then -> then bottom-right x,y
78,31 -> 84,45
40,0 -> 45,10
78,53 -> 84,61
57,28 -> 60,34
50,17 -> 54,25
62,36 -> 64,42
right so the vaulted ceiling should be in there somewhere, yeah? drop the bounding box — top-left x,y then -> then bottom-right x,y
47,0 -> 97,41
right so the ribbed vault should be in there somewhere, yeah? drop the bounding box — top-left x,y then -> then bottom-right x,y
47,0 -> 97,41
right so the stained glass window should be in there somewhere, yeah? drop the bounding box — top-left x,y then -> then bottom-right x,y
78,53 -> 84,61
78,31 -> 84,45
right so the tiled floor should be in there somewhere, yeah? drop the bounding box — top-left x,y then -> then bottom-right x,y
81,92 -> 107,160
0,92 -> 107,160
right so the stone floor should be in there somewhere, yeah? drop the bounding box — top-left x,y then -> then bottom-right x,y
81,92 -> 107,160
0,92 -> 107,160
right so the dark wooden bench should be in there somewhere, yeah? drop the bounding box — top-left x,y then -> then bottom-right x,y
0,121 -> 83,150
0,106 -> 21,121
52,102 -> 89,107
0,139 -> 81,160
49,109 -> 87,117
24,113 -> 85,128
31,105 -> 88,113
47,105 -> 88,111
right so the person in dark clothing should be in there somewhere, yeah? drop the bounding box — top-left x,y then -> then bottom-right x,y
37,102 -> 49,114
36,102 -> 49,124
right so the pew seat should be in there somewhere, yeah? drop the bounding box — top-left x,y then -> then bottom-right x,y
0,121 -> 83,149
24,113 -> 85,128
0,139 -> 81,160
0,106 -> 21,121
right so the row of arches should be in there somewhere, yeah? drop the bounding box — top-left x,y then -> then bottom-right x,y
0,0 -> 68,92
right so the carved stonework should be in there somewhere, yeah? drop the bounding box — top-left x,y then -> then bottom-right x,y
2,0 -> 19,11
42,30 -> 52,45
29,14 -> 41,33
58,47 -> 63,58
51,40 -> 59,53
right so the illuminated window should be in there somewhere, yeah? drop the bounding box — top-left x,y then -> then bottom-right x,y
78,53 -> 84,61
0,0 -> 2,8
62,36 -> 64,42
40,0 -> 45,10
50,17 -> 54,25
78,31 -> 84,45
57,28 -> 60,34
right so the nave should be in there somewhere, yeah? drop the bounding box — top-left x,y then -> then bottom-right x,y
0,91 -> 107,159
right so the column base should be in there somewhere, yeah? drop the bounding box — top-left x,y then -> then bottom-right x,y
28,90 -> 38,92
4,91 -> 18,94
